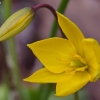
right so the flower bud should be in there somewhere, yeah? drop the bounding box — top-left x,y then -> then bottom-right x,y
0,7 -> 34,41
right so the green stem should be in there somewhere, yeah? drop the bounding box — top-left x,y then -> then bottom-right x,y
38,0 -> 69,100
3,0 -> 26,100
8,38 -> 21,86
3,0 -> 12,87
74,92 -> 79,100
3,0 -> 11,19
3,0 -> 20,86
38,84 -> 52,100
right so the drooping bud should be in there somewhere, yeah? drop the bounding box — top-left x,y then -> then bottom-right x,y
0,7 -> 34,41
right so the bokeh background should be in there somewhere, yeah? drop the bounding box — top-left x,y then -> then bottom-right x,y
0,0 -> 100,100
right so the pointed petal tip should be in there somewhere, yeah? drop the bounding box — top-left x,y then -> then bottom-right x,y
55,92 -> 67,97
27,43 -> 34,50
23,77 -> 36,83
27,43 -> 31,47
55,93 -> 59,97
23,78 -> 29,82
56,11 -> 84,56
55,93 -> 61,97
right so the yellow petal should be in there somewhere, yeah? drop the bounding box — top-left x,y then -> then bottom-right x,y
88,66 -> 100,82
56,11 -> 84,56
0,7 -> 34,41
24,68 -> 66,83
28,37 -> 77,73
82,38 -> 100,81
56,71 -> 91,96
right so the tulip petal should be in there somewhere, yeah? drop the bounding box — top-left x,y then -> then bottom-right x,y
24,68 -> 66,83
56,71 -> 91,96
82,38 -> 100,81
28,37 -> 77,73
56,11 -> 84,56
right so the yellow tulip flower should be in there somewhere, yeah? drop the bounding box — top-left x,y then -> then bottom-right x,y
0,7 -> 34,41
24,11 -> 100,96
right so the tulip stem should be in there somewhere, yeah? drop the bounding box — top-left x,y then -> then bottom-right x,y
3,0 -> 11,19
32,0 -> 69,38
3,0 -> 20,87
3,0 -> 26,100
38,84 -> 52,100
32,4 -> 57,19
74,92 -> 79,100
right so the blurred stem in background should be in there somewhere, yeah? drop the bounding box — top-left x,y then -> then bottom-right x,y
38,0 -> 69,100
75,92 -> 79,100
3,0 -> 29,100
3,0 -> 21,85
2,0 -> 12,89
3,0 -> 11,20
2,0 -> 12,83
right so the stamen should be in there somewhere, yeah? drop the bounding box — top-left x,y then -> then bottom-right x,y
65,65 -> 88,74
75,66 -> 88,72
65,53 -> 88,74
57,53 -> 88,75
70,53 -> 87,65
57,57 -> 70,63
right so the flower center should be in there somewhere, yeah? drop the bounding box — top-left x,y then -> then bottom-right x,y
66,53 -> 88,74
70,60 -> 85,68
